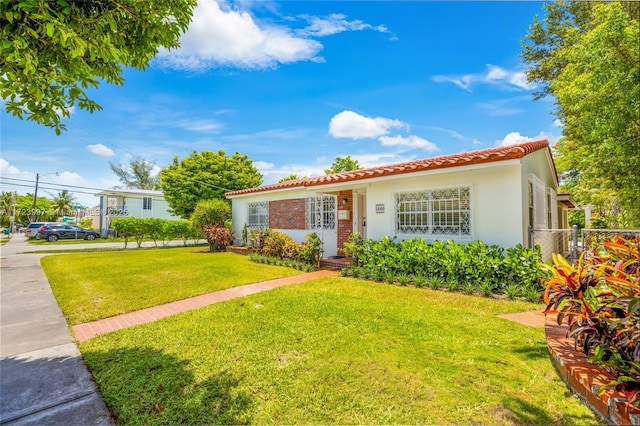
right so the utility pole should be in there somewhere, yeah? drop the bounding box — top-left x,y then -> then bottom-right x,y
31,173 -> 39,222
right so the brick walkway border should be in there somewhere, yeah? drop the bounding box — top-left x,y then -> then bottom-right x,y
545,317 -> 640,425
73,270 -> 339,343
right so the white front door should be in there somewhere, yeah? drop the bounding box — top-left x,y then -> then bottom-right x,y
355,193 -> 367,238
307,194 -> 337,257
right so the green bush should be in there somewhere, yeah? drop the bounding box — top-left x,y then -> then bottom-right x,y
340,236 -> 547,298
190,199 -> 231,230
249,230 -> 321,269
203,225 -> 233,252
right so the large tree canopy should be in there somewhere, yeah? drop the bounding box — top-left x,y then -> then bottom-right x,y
522,1 -> 640,227
1,0 -> 195,134
324,155 -> 361,175
160,150 -> 262,219
110,159 -> 160,190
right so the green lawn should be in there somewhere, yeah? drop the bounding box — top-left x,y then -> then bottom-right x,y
80,278 -> 601,425
42,248 -> 302,325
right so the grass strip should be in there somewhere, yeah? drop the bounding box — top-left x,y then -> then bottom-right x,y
80,278 -> 601,425
43,248 -> 302,324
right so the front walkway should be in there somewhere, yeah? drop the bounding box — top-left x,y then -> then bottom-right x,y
73,269 -> 339,342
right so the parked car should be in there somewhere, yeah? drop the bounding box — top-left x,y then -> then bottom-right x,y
25,222 -> 56,239
36,224 -> 101,242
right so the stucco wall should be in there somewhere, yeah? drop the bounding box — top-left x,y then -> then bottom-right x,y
229,154 -> 558,252
363,162 -> 524,247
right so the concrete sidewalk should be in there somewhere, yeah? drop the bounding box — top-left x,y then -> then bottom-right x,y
1,234 -> 112,425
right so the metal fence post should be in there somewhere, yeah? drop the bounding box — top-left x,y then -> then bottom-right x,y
571,225 -> 579,261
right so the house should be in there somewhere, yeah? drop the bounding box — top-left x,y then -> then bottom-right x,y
93,189 -> 180,237
225,139 -> 564,258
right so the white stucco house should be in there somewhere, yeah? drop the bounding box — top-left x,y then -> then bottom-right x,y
225,139 -> 565,258
93,189 -> 180,237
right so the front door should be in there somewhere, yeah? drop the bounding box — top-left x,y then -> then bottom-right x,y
307,194 -> 337,257
355,193 -> 367,238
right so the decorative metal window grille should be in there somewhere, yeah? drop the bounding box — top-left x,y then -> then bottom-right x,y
247,202 -> 268,229
143,197 -> 152,210
395,187 -> 471,236
306,195 -> 336,230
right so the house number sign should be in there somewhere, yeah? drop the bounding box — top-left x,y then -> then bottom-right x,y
375,204 -> 385,214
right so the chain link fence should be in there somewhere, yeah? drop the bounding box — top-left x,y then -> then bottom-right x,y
529,226 -> 640,262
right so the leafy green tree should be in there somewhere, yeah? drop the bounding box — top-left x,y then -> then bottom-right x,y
160,150 -> 262,219
324,155 -> 361,174
18,194 -> 54,223
522,1 -> 640,227
278,174 -> 306,183
110,159 -> 160,190
1,0 -> 195,134
51,190 -> 76,217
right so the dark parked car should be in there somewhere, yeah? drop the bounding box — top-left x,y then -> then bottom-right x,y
36,224 -> 101,242
25,222 -> 57,238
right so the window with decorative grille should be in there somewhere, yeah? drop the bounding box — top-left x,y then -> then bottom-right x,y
247,202 -> 268,229
395,186 -> 471,237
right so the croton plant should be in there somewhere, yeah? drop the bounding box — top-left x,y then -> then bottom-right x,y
543,236 -> 640,409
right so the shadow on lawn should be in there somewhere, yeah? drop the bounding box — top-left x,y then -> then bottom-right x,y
82,346 -> 255,425
499,395 -> 601,425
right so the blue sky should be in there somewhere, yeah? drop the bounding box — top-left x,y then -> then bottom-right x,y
1,0 -> 560,207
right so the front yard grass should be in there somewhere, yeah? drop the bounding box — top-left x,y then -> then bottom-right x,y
80,278 -> 601,425
42,248 -> 303,325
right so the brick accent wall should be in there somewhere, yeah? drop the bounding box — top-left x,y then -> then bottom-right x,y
269,199 -> 306,230
337,190 -> 353,254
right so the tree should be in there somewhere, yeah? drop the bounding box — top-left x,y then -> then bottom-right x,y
324,156 -> 361,174
0,192 -> 15,227
278,174 -> 305,183
110,159 -> 160,190
522,2 -> 640,227
51,190 -> 76,217
160,150 -> 262,219
1,0 -> 195,134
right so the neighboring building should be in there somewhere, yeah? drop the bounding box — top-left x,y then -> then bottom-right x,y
226,139 -> 565,258
93,189 -> 179,237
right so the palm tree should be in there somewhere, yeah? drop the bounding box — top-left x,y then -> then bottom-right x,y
51,190 -> 76,217
0,192 -> 15,227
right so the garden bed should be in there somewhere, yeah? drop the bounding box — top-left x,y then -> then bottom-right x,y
546,317 -> 640,425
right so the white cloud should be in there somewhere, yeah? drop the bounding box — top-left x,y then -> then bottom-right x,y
0,158 -> 30,177
298,13 -> 391,37
379,135 -> 439,152
553,118 -> 563,128
155,0 -> 322,70
498,132 -> 532,146
254,160 -> 275,171
329,110 -> 406,139
86,144 -> 115,157
173,119 -> 223,132
433,64 -> 535,91
497,131 -> 559,147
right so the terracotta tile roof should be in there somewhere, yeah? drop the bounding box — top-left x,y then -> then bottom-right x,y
226,139 -> 553,197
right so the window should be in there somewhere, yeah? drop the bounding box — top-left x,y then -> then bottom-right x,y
395,186 -> 471,237
530,175 -> 546,229
247,202 -> 268,229
306,195 -> 336,230
143,197 -> 152,210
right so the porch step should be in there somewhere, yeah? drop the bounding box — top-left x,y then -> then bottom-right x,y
320,256 -> 351,270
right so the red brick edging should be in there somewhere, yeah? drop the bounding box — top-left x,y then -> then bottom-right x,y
73,270 -> 339,343
545,316 -> 640,425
